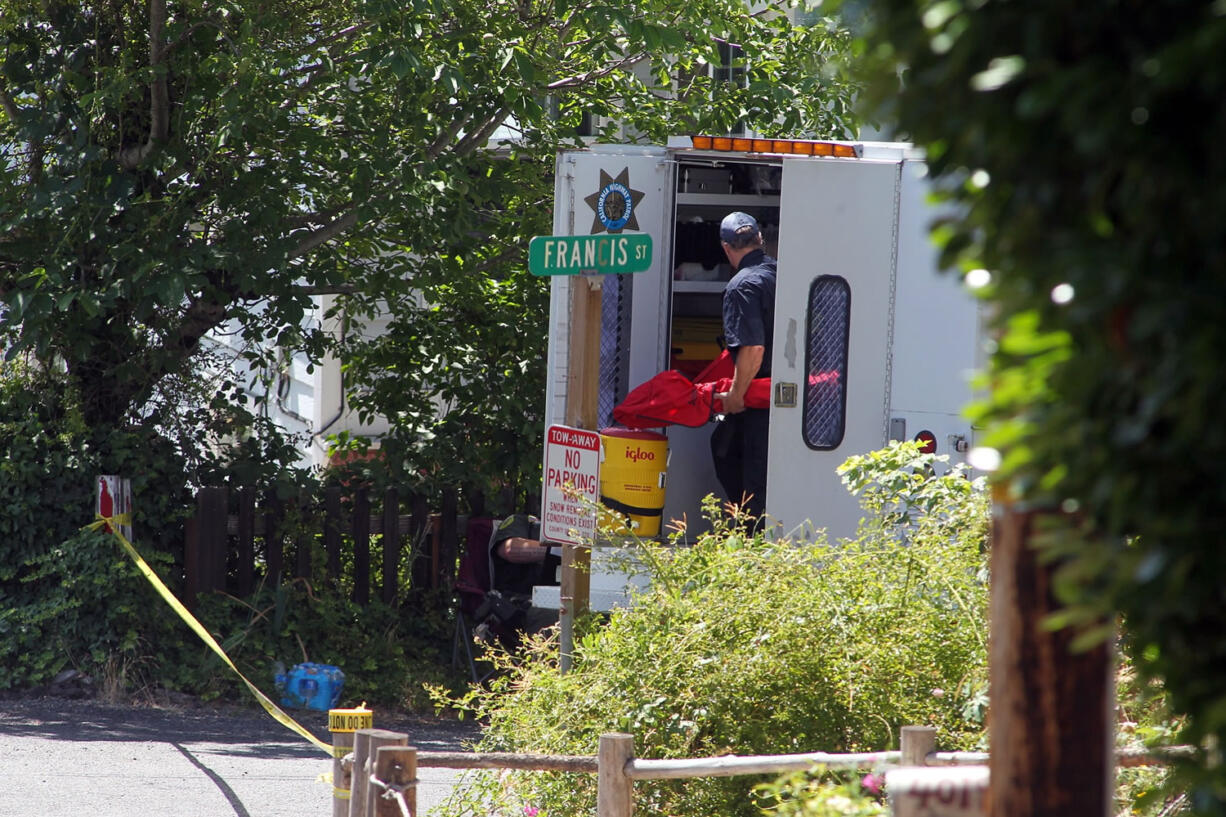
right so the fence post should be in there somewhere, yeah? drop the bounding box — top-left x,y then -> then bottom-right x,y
498,484 -> 514,517
325,487 -> 343,583
597,732 -> 635,817
900,726 -> 936,767
408,493 -> 431,590
355,729 -> 409,817
373,745 -> 417,817
296,489 -> 313,579
382,487 -> 400,605
264,490 -> 284,584
236,487 -> 256,596
352,488 -> 371,605
331,730 -> 356,817
467,486 -> 486,518
438,488 -> 458,590
185,486 -> 228,606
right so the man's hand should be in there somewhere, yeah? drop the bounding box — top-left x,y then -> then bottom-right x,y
716,390 -> 747,414
718,344 -> 763,415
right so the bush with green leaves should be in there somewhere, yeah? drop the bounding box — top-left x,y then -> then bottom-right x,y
0,362 -> 191,689
433,443 -> 989,817
754,768 -> 887,817
0,359 -> 335,698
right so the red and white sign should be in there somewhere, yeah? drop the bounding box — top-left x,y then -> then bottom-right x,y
541,425 -> 601,545
95,475 -> 133,541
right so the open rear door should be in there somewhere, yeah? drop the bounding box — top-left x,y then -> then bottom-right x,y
766,157 -> 902,540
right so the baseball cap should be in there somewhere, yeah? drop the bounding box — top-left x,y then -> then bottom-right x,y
719,211 -> 760,247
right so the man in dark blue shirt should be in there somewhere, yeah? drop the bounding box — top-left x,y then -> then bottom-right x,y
712,211 -> 777,525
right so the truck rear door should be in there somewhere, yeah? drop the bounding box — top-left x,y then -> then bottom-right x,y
767,157 -> 903,540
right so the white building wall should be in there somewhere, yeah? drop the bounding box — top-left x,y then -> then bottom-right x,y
205,294 -> 395,471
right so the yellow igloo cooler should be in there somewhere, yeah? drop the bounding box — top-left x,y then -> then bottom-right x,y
599,428 -> 669,537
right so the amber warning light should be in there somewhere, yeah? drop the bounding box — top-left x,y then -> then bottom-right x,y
689,134 -> 862,159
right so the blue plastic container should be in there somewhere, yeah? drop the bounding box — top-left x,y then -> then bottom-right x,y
275,662 -> 345,711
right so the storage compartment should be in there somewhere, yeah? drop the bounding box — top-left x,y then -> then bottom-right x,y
681,166 -> 732,194
659,158 -> 783,534
669,316 -> 724,379
670,159 -> 781,290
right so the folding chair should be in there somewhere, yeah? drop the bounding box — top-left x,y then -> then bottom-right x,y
451,516 -> 495,683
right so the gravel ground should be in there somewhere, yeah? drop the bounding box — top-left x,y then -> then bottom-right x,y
0,695 -> 484,817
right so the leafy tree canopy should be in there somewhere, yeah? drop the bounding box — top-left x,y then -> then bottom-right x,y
856,0 -> 1226,806
0,0 -> 859,494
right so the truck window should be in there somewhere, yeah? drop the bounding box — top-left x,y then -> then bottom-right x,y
803,275 -> 850,450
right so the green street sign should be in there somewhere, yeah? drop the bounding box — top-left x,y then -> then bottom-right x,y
529,234 -> 653,276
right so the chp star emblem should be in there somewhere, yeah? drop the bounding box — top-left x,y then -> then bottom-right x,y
584,167 -> 645,234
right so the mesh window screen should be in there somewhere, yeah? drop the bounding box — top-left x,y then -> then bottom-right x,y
598,274 -> 630,428
804,275 -> 851,450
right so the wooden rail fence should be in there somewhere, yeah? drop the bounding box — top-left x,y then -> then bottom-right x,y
183,484 -> 536,609
336,726 -> 1191,817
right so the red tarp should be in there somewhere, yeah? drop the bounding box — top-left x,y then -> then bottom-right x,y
612,350 -> 771,430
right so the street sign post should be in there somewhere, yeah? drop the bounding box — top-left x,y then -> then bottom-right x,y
529,234 -> 653,276
531,229 -> 651,671
542,423 -> 601,674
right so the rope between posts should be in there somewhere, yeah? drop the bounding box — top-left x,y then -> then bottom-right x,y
370,774 -> 419,817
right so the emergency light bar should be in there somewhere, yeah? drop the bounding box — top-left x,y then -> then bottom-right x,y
688,134 -> 862,158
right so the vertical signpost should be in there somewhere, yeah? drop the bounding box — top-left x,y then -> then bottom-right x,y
541,425 -> 601,673
530,182 -> 653,671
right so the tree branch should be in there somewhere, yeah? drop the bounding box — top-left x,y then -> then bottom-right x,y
454,104 -> 514,155
163,19 -> 236,57
119,0 -> 170,170
172,294 -> 230,353
427,110 -> 474,160
288,210 -> 360,260
284,205 -> 347,230
547,51 -> 650,91
0,83 -> 20,125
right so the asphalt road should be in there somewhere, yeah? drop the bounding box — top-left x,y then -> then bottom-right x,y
0,696 -> 483,817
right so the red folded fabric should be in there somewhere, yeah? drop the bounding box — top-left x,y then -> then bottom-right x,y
612,370 -> 714,428
611,349 -> 772,430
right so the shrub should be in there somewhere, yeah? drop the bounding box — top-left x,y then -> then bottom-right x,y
754,769 -> 888,817
0,363 -> 193,690
434,443 -> 990,817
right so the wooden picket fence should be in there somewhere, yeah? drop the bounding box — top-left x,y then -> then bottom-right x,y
182,484 -> 536,609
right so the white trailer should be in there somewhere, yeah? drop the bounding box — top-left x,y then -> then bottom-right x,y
542,136 -> 980,556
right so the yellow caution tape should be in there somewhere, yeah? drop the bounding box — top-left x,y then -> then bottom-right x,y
318,771 -> 352,800
87,514 -> 333,755
102,512 -> 132,528
329,706 -> 374,733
